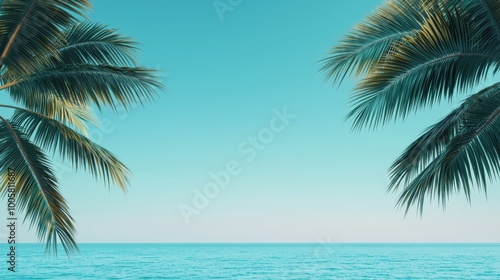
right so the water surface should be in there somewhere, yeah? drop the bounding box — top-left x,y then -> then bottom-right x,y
1,243 -> 498,279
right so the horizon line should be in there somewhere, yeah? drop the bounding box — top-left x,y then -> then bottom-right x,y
9,242 -> 500,245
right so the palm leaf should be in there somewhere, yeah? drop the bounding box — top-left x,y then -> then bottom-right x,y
6,64 -> 162,111
320,0 -> 445,85
54,21 -> 138,66
467,0 -> 500,47
348,7 -> 499,129
0,0 -> 91,75
0,117 -> 77,255
6,94 -> 98,135
389,82 -> 500,190
0,0 -> 164,257
11,109 -> 130,189
323,0 -> 500,211
391,83 -> 500,213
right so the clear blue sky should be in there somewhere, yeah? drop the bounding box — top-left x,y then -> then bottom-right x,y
4,0 -> 500,244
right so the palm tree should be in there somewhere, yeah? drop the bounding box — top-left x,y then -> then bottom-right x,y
0,0 -> 161,255
321,0 -> 500,213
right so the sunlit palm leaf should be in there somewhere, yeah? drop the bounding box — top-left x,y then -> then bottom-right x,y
11,109 -> 130,189
9,94 -> 98,135
319,0 -> 463,85
349,7 -> 499,129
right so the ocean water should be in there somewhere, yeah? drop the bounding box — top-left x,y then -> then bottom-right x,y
0,243 -> 498,279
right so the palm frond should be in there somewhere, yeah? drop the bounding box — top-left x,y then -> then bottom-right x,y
390,83 -> 500,213
320,0 -> 439,85
54,21 -> 138,66
467,0 -> 500,47
0,0 -> 164,258
348,6 -> 499,129
0,117 -> 77,255
9,94 -> 98,135
11,109 -> 130,189
0,0 -> 91,75
7,64 -> 162,111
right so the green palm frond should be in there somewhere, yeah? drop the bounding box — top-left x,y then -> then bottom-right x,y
467,0 -> 500,47
394,83 -> 500,213
389,83 -> 500,210
0,0 -> 91,75
7,95 -> 98,135
0,117 -> 77,256
324,0 -> 500,212
348,7 -> 499,129
7,64 -> 162,111
320,0 -> 451,85
0,0 -> 163,256
55,21 -> 138,66
11,109 -> 130,189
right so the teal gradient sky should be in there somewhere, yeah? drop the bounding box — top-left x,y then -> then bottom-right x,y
3,0 -> 500,243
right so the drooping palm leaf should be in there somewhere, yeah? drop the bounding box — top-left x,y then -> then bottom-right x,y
3,95 -> 98,135
10,108 -> 130,189
0,0 -> 162,257
389,83 -> 500,211
324,0 -> 500,211
0,117 -> 77,255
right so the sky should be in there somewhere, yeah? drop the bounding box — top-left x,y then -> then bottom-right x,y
2,0 -> 500,244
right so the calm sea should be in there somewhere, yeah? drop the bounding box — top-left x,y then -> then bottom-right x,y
0,243 -> 498,279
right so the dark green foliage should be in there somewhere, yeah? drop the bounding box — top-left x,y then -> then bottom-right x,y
322,0 -> 500,213
0,0 -> 162,256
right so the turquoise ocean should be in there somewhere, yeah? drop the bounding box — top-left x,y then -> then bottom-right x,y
0,243 -> 499,279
